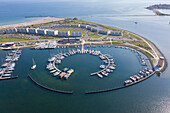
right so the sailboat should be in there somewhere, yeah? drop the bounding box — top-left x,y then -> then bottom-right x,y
31,58 -> 36,70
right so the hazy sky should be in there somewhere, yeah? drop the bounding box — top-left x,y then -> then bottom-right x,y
1,0 -> 169,3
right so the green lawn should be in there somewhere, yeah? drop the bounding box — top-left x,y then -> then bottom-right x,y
87,32 -> 102,38
39,37 -> 58,40
54,28 -> 81,32
73,19 -> 121,31
0,37 -> 32,43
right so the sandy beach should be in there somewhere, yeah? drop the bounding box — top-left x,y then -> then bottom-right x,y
0,17 -> 65,29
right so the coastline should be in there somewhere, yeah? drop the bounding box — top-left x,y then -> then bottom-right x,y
0,17 -> 65,29
0,17 -> 167,74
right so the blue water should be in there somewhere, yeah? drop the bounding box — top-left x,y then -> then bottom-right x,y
1,0 -> 170,113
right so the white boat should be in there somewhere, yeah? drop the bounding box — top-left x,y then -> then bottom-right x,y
97,73 -> 103,78
5,71 -> 13,74
99,65 -> 105,69
48,57 -> 56,62
2,63 -> 8,67
31,58 -> 36,70
2,74 -> 11,77
101,71 -> 109,76
50,70 -> 56,73
109,66 -> 115,70
53,71 -> 60,76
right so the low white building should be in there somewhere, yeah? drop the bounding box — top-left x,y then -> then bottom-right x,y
0,29 -> 4,34
17,28 -> 28,34
80,24 -> 88,29
91,27 -> 100,32
71,31 -> 82,37
28,28 -> 37,34
110,31 -> 123,36
58,31 -> 70,37
37,29 -> 47,35
71,24 -> 80,28
98,30 -> 111,35
62,24 -> 70,27
87,26 -> 93,31
5,29 -> 17,34
46,30 -> 58,36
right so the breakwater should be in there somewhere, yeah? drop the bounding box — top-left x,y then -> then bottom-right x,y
85,71 -> 156,94
28,75 -> 73,94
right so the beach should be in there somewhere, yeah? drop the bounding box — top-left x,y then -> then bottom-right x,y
0,17 -> 65,29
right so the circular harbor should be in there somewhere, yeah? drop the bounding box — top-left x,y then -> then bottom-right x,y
21,45 -> 153,94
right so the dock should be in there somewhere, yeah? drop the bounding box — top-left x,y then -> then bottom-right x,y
0,76 -> 18,80
0,48 -> 20,80
53,58 -> 62,73
90,54 -> 111,76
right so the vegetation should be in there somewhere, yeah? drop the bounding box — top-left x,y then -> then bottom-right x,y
73,19 -> 121,31
127,40 -> 152,50
55,28 -> 81,32
87,32 -> 102,39
39,37 -> 57,40
28,18 -> 72,28
0,37 -> 32,43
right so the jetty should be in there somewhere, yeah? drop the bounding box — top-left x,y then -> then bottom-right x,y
0,48 -> 20,80
90,54 -> 111,76
0,76 -> 18,80
86,71 -> 156,94
28,75 -> 73,94
53,58 -> 62,73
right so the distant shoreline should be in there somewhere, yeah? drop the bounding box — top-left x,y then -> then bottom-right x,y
25,16 -> 56,18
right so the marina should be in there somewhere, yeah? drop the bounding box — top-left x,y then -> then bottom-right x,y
45,47 -> 117,80
0,1 -> 169,112
0,43 -> 151,95
0,48 -> 21,79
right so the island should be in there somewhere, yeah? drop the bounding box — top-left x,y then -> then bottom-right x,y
146,4 -> 170,10
146,4 -> 170,16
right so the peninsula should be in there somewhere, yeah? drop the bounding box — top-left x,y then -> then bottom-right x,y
0,17 -> 167,91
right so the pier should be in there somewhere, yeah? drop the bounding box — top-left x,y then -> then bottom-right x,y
28,75 -> 73,94
90,54 -> 111,76
0,76 -> 18,80
0,48 -> 20,79
53,58 -> 62,73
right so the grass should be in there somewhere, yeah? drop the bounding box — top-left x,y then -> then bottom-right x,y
39,37 -> 56,40
127,41 -> 152,50
73,19 -> 121,31
28,18 -> 72,28
0,37 -> 32,43
54,28 -> 81,32
87,32 -> 102,38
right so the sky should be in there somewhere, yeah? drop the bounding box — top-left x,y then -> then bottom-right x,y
0,0 -> 170,3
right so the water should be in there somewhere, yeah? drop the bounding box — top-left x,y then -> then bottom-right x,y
0,0 -> 170,113
0,46 -> 149,113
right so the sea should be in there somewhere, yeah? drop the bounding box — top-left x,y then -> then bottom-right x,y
0,0 -> 170,113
